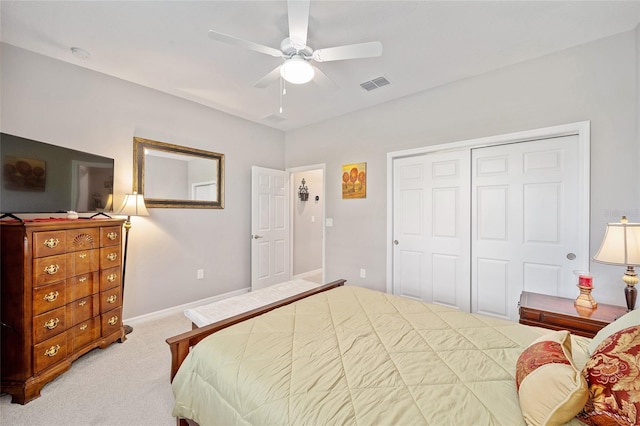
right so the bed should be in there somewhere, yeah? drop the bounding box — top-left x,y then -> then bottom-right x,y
166,280 -> 640,426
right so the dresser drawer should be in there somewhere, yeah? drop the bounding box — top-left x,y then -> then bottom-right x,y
65,249 -> 100,277
101,226 -> 122,247
33,231 -> 66,258
100,266 -> 121,292
33,254 -> 67,286
66,271 -> 100,301
70,318 -> 100,352
34,332 -> 68,373
100,287 -> 122,314
33,281 -> 67,315
65,228 -> 99,252
100,246 -> 121,268
33,306 -> 67,344
67,294 -> 100,326
101,307 -> 122,337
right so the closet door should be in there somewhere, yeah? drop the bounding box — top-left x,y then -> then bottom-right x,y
471,135 -> 582,321
392,151 -> 470,310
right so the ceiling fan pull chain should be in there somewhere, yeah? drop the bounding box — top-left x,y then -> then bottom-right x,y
279,77 -> 284,114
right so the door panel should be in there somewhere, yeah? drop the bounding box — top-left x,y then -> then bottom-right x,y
392,151 -> 470,310
472,135 -> 581,320
251,166 -> 290,290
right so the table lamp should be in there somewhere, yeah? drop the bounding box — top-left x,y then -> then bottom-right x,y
592,216 -> 640,311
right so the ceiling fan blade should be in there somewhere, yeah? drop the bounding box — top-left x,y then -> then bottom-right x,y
208,29 -> 282,58
312,41 -> 383,62
312,66 -> 338,92
253,65 -> 283,88
287,0 -> 310,47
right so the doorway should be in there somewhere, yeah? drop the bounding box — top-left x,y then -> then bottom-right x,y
289,165 -> 325,284
251,164 -> 325,290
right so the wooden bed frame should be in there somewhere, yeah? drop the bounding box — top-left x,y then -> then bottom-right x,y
165,279 -> 346,425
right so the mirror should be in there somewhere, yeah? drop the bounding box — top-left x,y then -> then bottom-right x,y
133,137 -> 224,209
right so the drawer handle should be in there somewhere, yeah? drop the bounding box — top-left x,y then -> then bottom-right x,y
106,253 -> 117,261
43,291 -> 59,302
107,316 -> 119,326
107,232 -> 118,240
44,264 -> 60,275
78,300 -> 87,307
107,295 -> 117,304
79,252 -> 87,259
78,276 -> 88,283
44,345 -> 60,357
44,318 -> 60,330
80,324 -> 88,331
43,238 -> 60,248
107,273 -> 117,282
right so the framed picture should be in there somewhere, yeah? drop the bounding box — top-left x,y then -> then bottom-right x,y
342,162 -> 366,199
3,156 -> 46,191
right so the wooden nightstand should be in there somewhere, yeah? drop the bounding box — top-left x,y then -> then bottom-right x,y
519,291 -> 628,338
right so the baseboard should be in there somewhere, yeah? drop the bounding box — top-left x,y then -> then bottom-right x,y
124,287 -> 251,326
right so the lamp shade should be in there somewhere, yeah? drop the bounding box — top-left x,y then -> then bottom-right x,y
280,55 -> 314,84
115,192 -> 150,217
593,219 -> 640,266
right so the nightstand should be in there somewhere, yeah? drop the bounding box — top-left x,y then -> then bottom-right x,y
519,291 -> 628,338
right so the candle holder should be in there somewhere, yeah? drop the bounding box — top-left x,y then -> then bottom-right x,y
575,284 -> 597,309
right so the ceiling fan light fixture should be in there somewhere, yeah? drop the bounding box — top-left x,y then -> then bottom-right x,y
280,55 -> 314,84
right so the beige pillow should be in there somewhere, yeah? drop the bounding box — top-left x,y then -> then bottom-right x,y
587,309 -> 640,355
516,330 -> 588,426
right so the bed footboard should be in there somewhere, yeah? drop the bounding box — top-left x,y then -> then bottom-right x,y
166,279 -> 346,380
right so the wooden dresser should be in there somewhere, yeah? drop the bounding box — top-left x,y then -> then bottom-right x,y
1,218 -> 126,404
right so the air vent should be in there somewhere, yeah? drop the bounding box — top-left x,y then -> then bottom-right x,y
360,76 -> 390,91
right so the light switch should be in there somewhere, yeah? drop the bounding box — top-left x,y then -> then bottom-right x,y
326,218 -> 333,227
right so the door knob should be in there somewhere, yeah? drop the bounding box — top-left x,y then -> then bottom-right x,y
566,253 -> 576,260
393,240 -> 399,245
252,234 -> 264,239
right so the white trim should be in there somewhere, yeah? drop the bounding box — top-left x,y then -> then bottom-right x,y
386,120 -> 591,294
287,163 -> 326,285
123,287 -> 249,326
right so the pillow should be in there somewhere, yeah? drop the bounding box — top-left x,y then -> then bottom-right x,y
516,330 -> 589,426
578,325 -> 640,426
588,310 -> 640,355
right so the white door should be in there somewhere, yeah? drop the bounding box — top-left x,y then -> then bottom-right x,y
472,135 -> 583,320
392,150 -> 471,310
251,166 -> 290,290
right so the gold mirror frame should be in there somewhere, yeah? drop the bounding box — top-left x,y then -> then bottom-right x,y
133,137 -> 224,209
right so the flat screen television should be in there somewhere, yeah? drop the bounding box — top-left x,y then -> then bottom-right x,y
1,133 -> 115,215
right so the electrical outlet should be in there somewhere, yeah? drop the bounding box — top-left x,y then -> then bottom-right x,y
197,269 -> 204,280
360,268 -> 366,278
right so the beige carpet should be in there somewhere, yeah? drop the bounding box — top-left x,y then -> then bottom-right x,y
0,312 -> 192,426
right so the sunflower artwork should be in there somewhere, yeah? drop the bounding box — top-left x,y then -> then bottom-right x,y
341,162 -> 366,199
3,156 -> 46,191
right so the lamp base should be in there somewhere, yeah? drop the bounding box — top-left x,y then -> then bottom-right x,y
625,284 -> 637,311
575,284 -> 597,309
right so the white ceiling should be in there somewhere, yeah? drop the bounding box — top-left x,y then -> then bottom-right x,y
2,1 -> 640,131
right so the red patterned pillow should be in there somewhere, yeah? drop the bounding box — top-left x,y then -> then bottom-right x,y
578,325 -> 640,426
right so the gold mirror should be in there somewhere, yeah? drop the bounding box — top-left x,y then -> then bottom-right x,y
133,137 -> 224,209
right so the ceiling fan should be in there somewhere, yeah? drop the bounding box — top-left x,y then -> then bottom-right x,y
208,0 -> 383,89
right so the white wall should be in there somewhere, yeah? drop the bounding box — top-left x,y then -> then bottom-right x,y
0,43 -> 286,318
292,169 -> 323,275
286,30 -> 639,307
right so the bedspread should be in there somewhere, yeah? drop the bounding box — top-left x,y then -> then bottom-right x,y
171,286 -> 589,425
